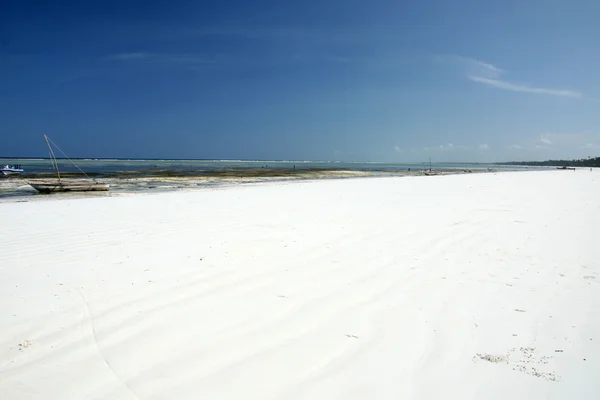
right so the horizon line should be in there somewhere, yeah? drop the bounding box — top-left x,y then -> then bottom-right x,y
0,156 -> 497,164
2,156 -> 593,165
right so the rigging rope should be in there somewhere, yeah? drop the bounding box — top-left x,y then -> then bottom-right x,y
46,136 -> 98,183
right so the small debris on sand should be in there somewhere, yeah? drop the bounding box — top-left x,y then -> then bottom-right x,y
474,353 -> 508,363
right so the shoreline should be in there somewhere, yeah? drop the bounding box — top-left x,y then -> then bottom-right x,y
12,165 -> 489,179
1,167 -> 491,202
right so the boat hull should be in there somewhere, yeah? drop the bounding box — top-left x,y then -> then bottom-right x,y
30,183 -> 110,194
1,169 -> 24,176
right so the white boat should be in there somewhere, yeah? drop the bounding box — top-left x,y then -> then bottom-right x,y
27,135 -> 110,194
1,165 -> 24,176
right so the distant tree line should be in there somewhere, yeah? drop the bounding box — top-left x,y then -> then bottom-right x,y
504,156 -> 600,168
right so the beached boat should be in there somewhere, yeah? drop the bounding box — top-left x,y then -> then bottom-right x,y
1,165 -> 24,176
27,135 -> 109,194
29,181 -> 110,193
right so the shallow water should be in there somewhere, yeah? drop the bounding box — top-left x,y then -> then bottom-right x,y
0,159 -> 546,201
0,158 -> 536,175
0,171 -> 390,201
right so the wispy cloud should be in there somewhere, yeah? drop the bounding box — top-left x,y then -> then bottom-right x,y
327,56 -> 352,64
107,52 -> 149,61
106,52 -> 214,66
469,76 -> 581,98
449,56 -> 582,98
424,143 -> 477,152
179,25 -> 381,48
539,133 -> 553,145
479,144 -> 490,150
438,142 -> 475,150
473,61 -> 503,77
538,132 -> 600,147
512,131 -> 600,154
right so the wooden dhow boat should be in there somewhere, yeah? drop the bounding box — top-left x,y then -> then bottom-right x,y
29,180 -> 110,194
27,135 -> 109,194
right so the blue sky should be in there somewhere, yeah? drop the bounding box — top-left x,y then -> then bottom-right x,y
1,0 -> 599,162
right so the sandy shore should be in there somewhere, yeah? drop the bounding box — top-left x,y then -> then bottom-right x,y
1,170 -> 599,399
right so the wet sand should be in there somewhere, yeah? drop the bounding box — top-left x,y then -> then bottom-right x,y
0,167 -> 485,201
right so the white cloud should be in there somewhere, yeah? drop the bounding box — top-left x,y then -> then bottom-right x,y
537,132 -> 600,147
452,56 -> 582,98
466,59 -> 503,80
419,143 -> 479,152
441,55 -> 503,79
421,143 -> 480,152
469,76 -> 581,98
479,144 -> 490,150
540,133 -> 553,145
394,146 -> 402,153
472,61 -> 503,78
437,142 -> 457,151
510,144 -> 523,150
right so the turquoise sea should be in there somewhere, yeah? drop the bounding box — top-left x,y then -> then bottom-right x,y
0,158 -> 534,175
0,158 -> 546,200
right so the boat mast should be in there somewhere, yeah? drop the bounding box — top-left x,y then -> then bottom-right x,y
44,134 -> 62,183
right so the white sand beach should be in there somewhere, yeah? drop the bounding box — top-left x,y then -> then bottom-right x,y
1,170 -> 599,399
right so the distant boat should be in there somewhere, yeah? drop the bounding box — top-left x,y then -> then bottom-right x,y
27,135 -> 109,193
1,165 -> 24,176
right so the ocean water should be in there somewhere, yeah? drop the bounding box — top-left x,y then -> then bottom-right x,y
0,158 -> 545,200
0,158 -> 533,175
